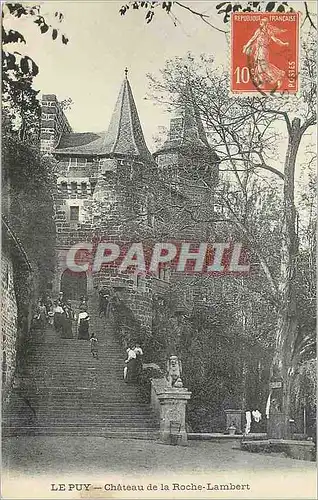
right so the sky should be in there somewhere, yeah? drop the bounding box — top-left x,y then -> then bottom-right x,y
3,1 -> 232,150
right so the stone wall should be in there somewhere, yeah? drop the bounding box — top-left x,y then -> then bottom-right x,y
52,156 -> 151,297
40,95 -> 72,153
1,249 -> 18,399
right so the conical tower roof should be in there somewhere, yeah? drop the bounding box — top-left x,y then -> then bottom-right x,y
54,70 -> 153,163
154,82 -> 216,157
100,70 -> 153,162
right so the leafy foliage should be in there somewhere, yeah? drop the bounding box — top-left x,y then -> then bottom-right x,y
144,46 -> 316,430
2,3 -> 68,78
2,134 -> 57,295
120,1 -> 172,23
2,3 -> 69,137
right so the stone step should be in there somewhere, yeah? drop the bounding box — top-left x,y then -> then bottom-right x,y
11,389 -> 140,395
4,414 -> 158,422
23,358 -> 126,364
4,301 -> 159,440
8,390 -> 147,397
5,404 -> 156,412
3,418 -> 158,427
2,427 -> 159,439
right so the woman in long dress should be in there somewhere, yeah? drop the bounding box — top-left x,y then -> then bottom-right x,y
78,306 -> 90,340
124,347 -> 136,383
62,300 -> 75,339
243,17 -> 289,89
53,302 -> 65,335
124,345 -> 143,384
134,344 -> 143,383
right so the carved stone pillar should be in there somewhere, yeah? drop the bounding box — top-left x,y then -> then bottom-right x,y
157,388 -> 192,445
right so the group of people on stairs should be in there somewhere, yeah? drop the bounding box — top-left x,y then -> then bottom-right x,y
33,292 -> 91,340
33,289 -> 144,384
53,292 -> 91,340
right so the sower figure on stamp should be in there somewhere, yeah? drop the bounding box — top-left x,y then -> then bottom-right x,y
243,17 -> 289,89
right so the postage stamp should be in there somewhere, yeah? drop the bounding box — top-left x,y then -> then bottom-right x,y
231,12 -> 300,94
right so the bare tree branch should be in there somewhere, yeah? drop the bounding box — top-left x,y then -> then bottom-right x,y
303,1 -> 317,30
175,1 -> 228,34
253,162 -> 285,180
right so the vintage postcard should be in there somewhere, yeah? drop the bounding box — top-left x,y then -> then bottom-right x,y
1,1 -> 317,499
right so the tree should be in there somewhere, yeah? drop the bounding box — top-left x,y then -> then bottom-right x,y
2,3 -> 69,137
2,134 -> 57,292
144,17 -> 316,434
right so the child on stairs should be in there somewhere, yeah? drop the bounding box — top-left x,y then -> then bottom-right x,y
90,333 -> 98,359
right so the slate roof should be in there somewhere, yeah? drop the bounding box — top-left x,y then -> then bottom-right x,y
154,83 -> 218,160
55,76 -> 153,163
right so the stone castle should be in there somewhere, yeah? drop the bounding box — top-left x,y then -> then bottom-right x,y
40,71 -> 220,331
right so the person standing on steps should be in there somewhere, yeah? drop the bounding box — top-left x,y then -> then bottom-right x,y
98,288 -> 110,318
62,300 -> 75,339
134,343 -> 143,383
78,305 -> 90,340
79,295 -> 88,311
57,291 -> 65,306
90,332 -> 99,359
38,299 -> 47,328
106,287 -> 118,319
53,301 -> 65,335
124,345 -> 137,383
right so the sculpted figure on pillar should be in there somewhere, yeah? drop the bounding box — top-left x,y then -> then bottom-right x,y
166,355 -> 183,388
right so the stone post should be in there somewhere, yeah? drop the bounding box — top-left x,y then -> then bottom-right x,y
224,409 -> 245,434
157,387 -> 192,445
267,377 -> 290,439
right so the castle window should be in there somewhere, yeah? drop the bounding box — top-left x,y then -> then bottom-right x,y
81,182 -> 87,196
68,157 -> 78,167
77,158 -> 87,167
71,182 -> 78,194
158,265 -> 170,282
133,273 -> 146,292
147,213 -> 155,228
60,182 -> 68,194
91,181 -> 97,194
70,206 -> 79,221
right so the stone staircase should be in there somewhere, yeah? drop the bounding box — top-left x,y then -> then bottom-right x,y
2,294 -> 159,440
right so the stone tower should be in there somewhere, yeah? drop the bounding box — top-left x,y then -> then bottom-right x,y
42,72 -> 155,330
153,82 -> 219,241
153,83 -> 220,305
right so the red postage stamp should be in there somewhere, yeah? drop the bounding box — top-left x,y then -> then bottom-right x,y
231,12 -> 300,94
